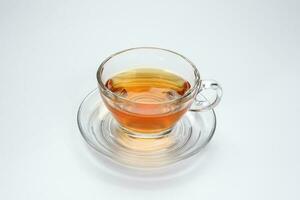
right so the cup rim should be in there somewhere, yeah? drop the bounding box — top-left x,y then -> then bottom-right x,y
97,47 -> 201,105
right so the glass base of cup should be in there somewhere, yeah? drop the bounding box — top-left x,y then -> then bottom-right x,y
119,125 -> 173,139
102,114 -> 193,154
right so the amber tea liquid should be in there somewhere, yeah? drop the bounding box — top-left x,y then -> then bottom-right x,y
103,68 -> 192,134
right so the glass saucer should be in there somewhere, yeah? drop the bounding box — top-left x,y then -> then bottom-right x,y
77,89 -> 217,168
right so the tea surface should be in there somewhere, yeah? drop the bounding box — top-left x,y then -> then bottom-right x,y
105,68 -> 191,103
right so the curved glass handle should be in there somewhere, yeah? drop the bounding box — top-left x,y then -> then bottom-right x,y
190,80 -> 222,112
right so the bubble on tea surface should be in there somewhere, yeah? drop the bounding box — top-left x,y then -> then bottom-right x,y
177,81 -> 191,95
105,79 -> 113,90
105,79 -> 128,98
164,90 -> 182,100
114,88 -> 128,98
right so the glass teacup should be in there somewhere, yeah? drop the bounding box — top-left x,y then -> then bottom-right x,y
97,47 -> 222,138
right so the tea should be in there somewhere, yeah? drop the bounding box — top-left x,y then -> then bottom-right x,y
102,68 -> 192,133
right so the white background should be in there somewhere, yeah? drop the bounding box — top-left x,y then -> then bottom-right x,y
0,0 -> 299,199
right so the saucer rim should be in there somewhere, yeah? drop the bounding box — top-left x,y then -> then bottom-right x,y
77,88 -> 217,168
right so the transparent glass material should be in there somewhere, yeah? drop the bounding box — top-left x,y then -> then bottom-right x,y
77,47 -> 222,168
97,47 -> 222,137
77,89 -> 216,168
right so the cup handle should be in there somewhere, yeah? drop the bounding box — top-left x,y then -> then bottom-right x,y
189,79 -> 223,112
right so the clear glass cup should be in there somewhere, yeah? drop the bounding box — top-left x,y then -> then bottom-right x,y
97,47 -> 222,138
